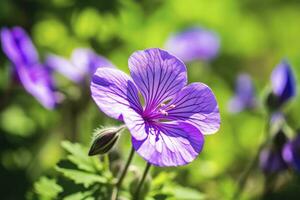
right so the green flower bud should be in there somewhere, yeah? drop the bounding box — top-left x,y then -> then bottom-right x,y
88,126 -> 124,156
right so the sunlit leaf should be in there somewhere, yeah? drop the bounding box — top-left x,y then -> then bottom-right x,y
34,177 -> 62,200
61,141 -> 102,172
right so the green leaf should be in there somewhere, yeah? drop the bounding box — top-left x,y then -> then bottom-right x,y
56,166 -> 107,188
61,141 -> 102,172
63,191 -> 95,200
34,177 -> 62,200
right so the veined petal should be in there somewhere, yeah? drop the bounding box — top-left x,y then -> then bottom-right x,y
91,68 -> 142,120
128,48 -> 187,112
129,121 -> 204,167
164,83 -> 220,135
46,53 -> 85,83
1,27 -> 38,67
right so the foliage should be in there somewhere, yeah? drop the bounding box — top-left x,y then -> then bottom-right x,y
1,0 -> 300,199
29,141 -> 205,200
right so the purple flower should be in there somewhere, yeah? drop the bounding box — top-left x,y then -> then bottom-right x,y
282,134 -> 300,171
46,48 -> 115,83
165,27 -> 220,62
259,130 -> 288,174
270,60 -> 296,107
1,27 -> 58,109
260,148 -> 287,174
91,48 -> 220,167
228,74 -> 256,113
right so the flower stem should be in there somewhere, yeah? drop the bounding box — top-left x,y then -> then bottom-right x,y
111,146 -> 135,200
134,162 -> 151,200
103,154 -> 110,171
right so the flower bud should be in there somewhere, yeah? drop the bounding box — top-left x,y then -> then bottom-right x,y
259,130 -> 288,174
282,133 -> 300,172
88,126 -> 124,156
266,60 -> 296,111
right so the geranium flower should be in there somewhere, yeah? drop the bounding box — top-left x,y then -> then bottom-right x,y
228,74 -> 256,113
270,60 -> 296,107
46,48 -> 115,83
165,27 -> 220,62
282,134 -> 300,171
1,27 -> 58,109
91,48 -> 220,167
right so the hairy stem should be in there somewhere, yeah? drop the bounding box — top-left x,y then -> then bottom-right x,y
134,162 -> 151,200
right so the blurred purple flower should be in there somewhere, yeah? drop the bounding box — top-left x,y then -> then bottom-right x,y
46,48 -> 115,83
270,60 -> 296,106
91,48 -> 220,167
259,130 -> 288,174
228,74 -> 256,113
283,134 -> 300,171
165,27 -> 220,62
1,27 -> 58,109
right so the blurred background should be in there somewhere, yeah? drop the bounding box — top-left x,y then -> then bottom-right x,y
1,0 -> 300,199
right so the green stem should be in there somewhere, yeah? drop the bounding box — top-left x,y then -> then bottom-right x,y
103,154 -> 110,171
111,146 -> 135,200
134,162 -> 151,200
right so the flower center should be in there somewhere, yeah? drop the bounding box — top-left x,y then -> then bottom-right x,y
158,103 -> 176,116
142,103 -> 176,122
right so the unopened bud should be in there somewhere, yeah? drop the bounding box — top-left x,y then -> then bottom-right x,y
88,126 -> 124,156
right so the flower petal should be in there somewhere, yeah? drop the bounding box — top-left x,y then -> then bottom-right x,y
163,83 -> 220,135
271,60 -> 296,103
91,68 -> 142,120
17,63 -> 57,109
46,53 -> 85,82
128,48 -> 187,112
1,27 -> 38,67
228,74 -> 256,113
71,48 -> 115,76
129,120 -> 204,167
165,27 -> 220,62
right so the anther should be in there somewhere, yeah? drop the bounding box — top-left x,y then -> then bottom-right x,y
159,109 -> 168,116
169,104 -> 176,109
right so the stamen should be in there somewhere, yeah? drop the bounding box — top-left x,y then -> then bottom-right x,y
159,109 -> 168,116
169,104 -> 176,109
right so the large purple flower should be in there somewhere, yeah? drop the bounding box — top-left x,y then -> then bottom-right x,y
165,27 -> 220,62
91,48 -> 220,167
282,134 -> 300,171
228,74 -> 256,113
270,60 -> 296,107
1,27 -> 58,109
46,48 -> 115,83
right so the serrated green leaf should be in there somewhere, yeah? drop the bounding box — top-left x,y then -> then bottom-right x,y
34,177 -> 63,200
56,166 -> 107,188
61,141 -> 102,172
